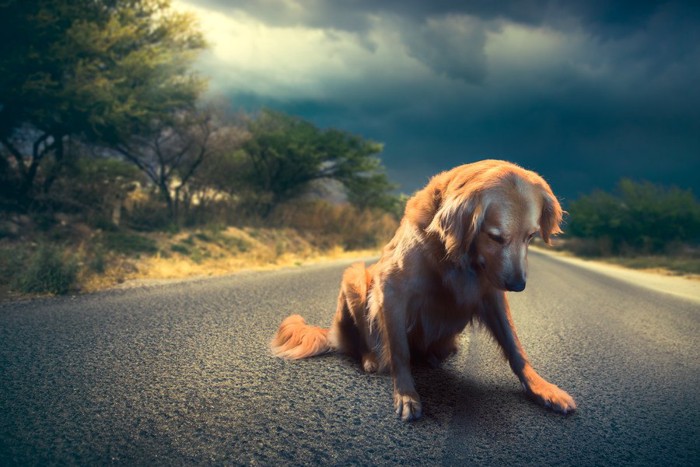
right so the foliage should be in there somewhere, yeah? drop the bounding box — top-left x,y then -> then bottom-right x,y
170,243 -> 190,255
51,152 -> 144,224
100,231 -> 158,256
238,110 -> 398,215
604,255 -> 700,275
567,179 -> 700,255
0,0 -> 206,205
271,200 -> 399,250
0,0 -> 406,295
189,148 -> 250,199
14,244 -> 78,295
115,106 -> 245,223
124,197 -> 174,231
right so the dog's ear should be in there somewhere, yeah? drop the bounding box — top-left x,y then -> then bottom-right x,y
427,190 -> 485,260
405,186 -> 442,230
540,190 -> 564,244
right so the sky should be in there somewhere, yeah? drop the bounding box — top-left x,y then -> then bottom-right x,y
172,0 -> 700,203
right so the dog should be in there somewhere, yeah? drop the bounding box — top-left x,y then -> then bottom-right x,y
271,160 -> 576,421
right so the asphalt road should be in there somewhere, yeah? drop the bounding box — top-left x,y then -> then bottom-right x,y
1,251 -> 698,465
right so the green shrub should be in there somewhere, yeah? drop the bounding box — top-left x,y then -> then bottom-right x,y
89,247 -> 107,273
126,199 -> 173,232
49,155 -> 144,227
190,248 -> 208,264
171,243 -> 190,255
101,231 -> 158,256
194,232 -> 211,242
568,180 -> 700,255
215,233 -> 250,252
270,200 -> 398,250
228,236 -> 250,252
0,246 -> 27,286
15,245 -> 78,295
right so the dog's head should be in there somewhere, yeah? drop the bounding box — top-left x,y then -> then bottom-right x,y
425,161 -> 563,291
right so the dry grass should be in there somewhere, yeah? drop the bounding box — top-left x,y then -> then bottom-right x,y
600,255 -> 700,278
1,201 -> 399,297
78,226 -> 382,293
270,201 -> 398,250
542,238 -> 700,280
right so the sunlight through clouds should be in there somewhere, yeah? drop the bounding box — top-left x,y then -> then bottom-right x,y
174,0 -> 597,101
173,1 -> 430,100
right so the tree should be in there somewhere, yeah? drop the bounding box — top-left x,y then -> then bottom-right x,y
241,110 -> 326,212
51,150 -> 145,226
239,110 -> 398,215
187,138 -> 251,207
0,0 -> 206,207
322,128 -> 398,212
568,179 -> 700,254
114,107 -> 241,223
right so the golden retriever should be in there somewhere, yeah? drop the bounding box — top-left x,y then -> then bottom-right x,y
271,160 -> 576,421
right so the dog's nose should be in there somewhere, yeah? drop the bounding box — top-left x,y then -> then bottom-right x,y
505,278 -> 526,292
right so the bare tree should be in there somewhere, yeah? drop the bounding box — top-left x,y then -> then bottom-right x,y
115,107 -> 239,223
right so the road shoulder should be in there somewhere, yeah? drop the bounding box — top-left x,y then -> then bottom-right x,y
531,246 -> 700,304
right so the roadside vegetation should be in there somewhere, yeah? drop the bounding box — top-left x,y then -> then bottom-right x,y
555,179 -> 700,277
0,0 -> 401,298
1,1 -> 697,298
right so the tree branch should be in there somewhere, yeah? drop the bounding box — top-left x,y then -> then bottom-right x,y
115,144 -> 159,186
0,136 -> 28,178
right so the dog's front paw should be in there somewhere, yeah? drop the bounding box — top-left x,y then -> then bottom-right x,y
394,390 -> 422,421
526,380 -> 577,414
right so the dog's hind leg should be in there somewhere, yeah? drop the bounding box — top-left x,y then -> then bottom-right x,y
329,262 -> 379,372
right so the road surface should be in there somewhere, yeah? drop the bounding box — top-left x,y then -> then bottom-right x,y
1,251 -> 698,465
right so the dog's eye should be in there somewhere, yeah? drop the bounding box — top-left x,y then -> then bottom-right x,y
488,233 -> 505,244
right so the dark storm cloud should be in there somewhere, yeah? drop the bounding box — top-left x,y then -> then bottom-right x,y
400,15 -> 487,84
186,0 -> 693,35
188,0 -> 700,84
184,0 -> 700,200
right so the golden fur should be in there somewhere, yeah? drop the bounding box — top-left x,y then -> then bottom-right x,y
271,160 -> 576,421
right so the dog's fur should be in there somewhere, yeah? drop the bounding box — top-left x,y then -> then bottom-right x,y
271,160 -> 576,421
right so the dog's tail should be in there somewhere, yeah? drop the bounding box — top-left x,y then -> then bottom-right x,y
270,314 -> 333,359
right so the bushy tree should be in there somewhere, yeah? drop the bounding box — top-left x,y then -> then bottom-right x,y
51,152 -> 144,225
239,110 -> 398,215
0,0 -> 206,207
568,179 -> 700,254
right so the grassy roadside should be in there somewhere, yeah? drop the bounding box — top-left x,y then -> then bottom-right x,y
544,240 -> 700,279
82,227 -> 382,292
4,224 -> 697,302
0,198 -> 399,300
588,255 -> 700,277
0,225 -> 381,301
